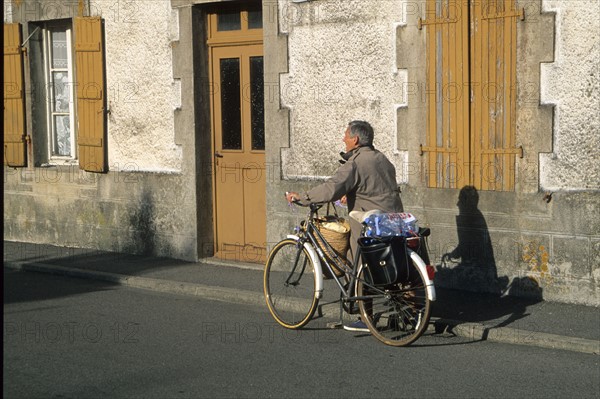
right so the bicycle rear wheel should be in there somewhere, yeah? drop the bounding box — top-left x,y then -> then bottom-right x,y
264,239 -> 319,329
356,255 -> 431,346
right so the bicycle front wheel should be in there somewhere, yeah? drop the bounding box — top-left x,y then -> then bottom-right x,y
357,255 -> 431,346
264,239 -> 319,329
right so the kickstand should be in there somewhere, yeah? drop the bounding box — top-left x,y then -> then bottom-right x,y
326,295 -> 345,329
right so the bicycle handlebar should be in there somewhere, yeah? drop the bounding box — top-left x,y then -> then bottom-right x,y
291,201 -> 325,213
286,195 -> 325,210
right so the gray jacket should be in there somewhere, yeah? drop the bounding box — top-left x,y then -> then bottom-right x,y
301,145 -> 404,259
301,145 -> 403,213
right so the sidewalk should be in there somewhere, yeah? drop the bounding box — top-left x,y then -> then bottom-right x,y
4,240 -> 599,354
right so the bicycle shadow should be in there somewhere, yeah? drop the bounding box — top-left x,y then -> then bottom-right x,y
432,186 -> 543,334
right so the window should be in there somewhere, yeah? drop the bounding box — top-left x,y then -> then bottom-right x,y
207,4 -> 263,46
44,22 -> 77,161
3,17 -> 107,172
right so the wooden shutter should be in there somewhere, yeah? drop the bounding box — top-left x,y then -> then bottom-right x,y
3,23 -> 27,167
422,0 -> 522,191
421,0 -> 470,189
471,0 -> 522,191
74,16 -> 106,172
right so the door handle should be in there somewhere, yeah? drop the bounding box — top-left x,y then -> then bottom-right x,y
214,152 -> 224,158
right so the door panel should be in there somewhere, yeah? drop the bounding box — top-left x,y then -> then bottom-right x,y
212,44 -> 265,263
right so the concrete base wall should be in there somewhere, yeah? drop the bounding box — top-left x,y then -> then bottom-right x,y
3,167 -> 201,261
402,187 -> 600,306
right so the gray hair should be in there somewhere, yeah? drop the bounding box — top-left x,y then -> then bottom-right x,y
348,120 -> 374,147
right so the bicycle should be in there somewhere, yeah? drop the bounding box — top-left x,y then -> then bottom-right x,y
263,201 -> 436,347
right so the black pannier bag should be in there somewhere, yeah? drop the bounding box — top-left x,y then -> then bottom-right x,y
358,236 -> 411,286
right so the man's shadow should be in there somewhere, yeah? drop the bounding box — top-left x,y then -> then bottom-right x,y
433,186 -> 543,328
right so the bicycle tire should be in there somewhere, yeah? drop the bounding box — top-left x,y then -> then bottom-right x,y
264,239 -> 319,329
356,254 -> 431,346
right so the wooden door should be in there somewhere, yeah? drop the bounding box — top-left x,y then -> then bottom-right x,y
211,44 -> 266,263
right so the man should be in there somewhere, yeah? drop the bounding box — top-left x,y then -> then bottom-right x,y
285,120 -> 403,331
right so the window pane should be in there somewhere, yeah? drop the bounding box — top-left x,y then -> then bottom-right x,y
53,115 -> 71,156
50,30 -> 68,69
218,12 -> 241,31
220,58 -> 242,150
248,10 -> 263,29
52,71 -> 70,112
250,56 -> 264,151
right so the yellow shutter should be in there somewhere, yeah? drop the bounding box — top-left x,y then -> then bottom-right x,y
3,23 -> 27,167
74,16 -> 106,172
471,0 -> 522,191
421,0 -> 470,189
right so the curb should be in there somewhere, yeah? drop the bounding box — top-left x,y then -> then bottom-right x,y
5,261 -> 599,355
432,319 -> 599,355
4,260 -> 266,309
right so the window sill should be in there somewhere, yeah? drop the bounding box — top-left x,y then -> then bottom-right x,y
42,159 -> 79,167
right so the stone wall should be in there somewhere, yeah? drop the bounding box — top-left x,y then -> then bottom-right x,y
539,0 -> 600,191
278,0 -> 408,181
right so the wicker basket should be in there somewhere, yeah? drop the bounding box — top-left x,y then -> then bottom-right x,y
314,217 -> 350,278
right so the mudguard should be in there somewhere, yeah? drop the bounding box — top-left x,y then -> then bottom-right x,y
287,235 -> 323,299
409,249 -> 436,301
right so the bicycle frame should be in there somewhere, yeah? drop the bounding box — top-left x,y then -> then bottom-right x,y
290,204 -> 417,308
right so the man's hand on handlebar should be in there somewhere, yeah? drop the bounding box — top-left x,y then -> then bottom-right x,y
285,191 -> 300,203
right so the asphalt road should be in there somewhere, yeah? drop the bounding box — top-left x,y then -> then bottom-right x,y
4,269 -> 599,398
